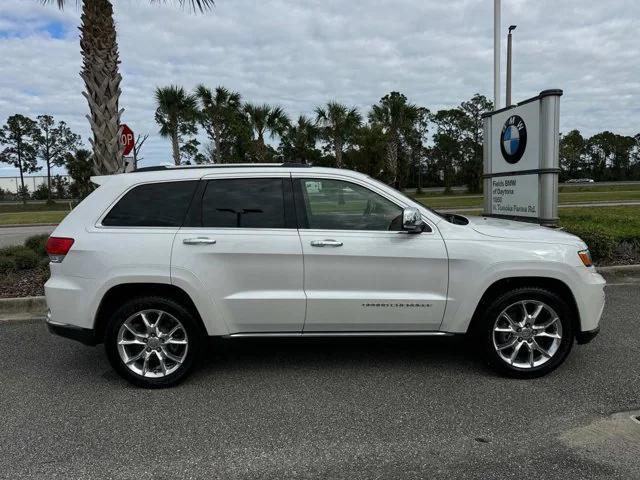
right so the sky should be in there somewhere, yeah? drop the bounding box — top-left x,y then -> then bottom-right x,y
0,0 -> 639,177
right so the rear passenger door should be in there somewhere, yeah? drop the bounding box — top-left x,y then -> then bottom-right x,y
171,174 -> 305,334
91,180 -> 199,288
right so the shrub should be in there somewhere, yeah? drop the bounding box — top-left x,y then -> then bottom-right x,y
565,226 -> 616,261
11,248 -> 40,269
32,183 -> 50,201
0,245 -> 40,270
24,234 -> 49,257
52,175 -> 70,199
0,257 -> 16,274
17,184 -> 30,202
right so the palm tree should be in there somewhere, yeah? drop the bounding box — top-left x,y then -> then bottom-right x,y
281,115 -> 319,164
243,103 -> 289,162
195,85 -> 242,163
45,1 -> 214,174
314,102 -> 362,168
369,92 -> 419,187
154,86 -> 199,165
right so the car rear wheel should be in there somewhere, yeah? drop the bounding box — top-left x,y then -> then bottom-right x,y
105,296 -> 201,388
480,287 -> 575,378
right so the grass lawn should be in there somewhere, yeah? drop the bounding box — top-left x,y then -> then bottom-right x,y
0,201 -> 75,213
559,206 -> 640,243
558,190 -> 640,204
559,183 -> 640,193
0,211 -> 68,226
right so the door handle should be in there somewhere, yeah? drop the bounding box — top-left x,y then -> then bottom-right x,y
310,239 -> 343,247
183,237 -> 217,245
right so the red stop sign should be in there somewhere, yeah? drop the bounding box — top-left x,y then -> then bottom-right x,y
120,124 -> 134,156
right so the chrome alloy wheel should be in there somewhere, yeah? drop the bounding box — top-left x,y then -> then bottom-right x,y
117,309 -> 189,378
492,300 -> 563,369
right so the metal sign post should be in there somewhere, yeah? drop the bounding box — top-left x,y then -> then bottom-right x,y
482,89 -> 563,226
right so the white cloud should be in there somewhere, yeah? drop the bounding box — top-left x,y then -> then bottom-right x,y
0,0 -> 639,176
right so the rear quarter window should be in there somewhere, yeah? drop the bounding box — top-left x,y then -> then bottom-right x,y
102,181 -> 198,227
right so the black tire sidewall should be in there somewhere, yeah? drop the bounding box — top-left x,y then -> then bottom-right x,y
482,287 -> 575,378
104,296 -> 201,388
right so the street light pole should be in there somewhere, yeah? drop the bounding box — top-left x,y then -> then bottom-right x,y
506,25 -> 517,106
494,0 -> 501,110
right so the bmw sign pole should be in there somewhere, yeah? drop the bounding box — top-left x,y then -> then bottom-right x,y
482,90 -> 563,226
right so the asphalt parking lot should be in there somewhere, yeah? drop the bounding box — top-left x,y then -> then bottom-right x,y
1,283 -> 639,480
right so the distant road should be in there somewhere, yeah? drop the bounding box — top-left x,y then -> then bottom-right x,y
560,181 -> 640,188
0,225 -> 54,248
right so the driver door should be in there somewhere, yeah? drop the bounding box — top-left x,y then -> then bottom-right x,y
293,175 -> 449,332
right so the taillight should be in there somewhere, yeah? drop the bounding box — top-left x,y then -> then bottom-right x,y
45,237 -> 75,263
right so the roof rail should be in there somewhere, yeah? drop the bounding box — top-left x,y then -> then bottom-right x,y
135,162 -> 311,172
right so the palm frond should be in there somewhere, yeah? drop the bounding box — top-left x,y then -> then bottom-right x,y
47,1 -> 215,13
150,0 -> 215,13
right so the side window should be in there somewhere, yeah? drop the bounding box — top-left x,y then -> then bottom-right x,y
201,178 -> 287,228
102,181 -> 197,227
296,178 -> 403,231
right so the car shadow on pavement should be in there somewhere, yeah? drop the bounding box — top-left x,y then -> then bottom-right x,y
194,335 -> 491,378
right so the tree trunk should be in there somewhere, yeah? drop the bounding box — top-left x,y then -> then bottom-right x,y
171,130 -> 181,165
443,162 -> 452,194
386,135 -> 398,187
257,132 -> 266,163
213,127 -> 222,163
47,160 -> 52,204
334,138 -> 343,168
80,0 -> 123,175
17,146 -> 26,206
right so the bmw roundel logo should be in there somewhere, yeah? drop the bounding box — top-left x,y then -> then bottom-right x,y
500,115 -> 527,164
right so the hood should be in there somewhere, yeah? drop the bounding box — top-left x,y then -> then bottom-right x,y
464,215 -> 585,247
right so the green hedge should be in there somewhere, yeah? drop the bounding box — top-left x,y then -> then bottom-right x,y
0,245 -> 40,272
562,226 -> 616,261
24,234 -> 49,257
560,206 -> 640,262
0,234 -> 51,273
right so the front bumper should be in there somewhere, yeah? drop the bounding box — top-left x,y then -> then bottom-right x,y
573,268 -> 606,333
46,312 -> 97,346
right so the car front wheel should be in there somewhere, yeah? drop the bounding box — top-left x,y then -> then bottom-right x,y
481,287 -> 575,378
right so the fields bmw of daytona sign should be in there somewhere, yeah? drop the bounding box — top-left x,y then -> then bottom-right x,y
482,90 -> 563,225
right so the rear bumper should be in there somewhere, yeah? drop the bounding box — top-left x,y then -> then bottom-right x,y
576,326 -> 600,345
46,312 -> 97,346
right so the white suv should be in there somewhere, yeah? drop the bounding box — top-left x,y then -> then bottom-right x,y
45,164 -> 605,387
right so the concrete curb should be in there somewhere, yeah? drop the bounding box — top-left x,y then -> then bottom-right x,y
0,296 -> 47,321
596,264 -> 640,274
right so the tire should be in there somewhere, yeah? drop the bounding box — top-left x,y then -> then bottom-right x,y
104,296 -> 202,388
479,287 -> 575,378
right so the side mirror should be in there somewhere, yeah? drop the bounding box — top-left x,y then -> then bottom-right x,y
402,207 -> 426,233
